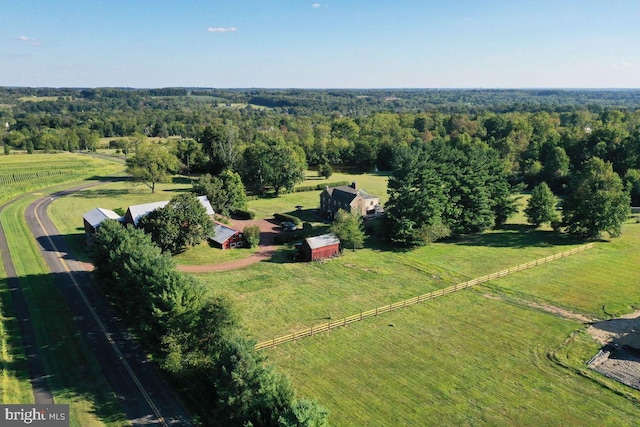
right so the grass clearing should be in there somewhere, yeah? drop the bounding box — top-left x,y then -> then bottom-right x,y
267,291 -> 640,426
2,196 -> 127,426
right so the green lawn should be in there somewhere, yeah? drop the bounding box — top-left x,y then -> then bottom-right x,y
267,291 -> 640,426
1,196 -> 127,426
246,171 -> 390,220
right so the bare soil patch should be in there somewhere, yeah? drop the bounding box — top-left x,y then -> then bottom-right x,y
587,310 -> 640,391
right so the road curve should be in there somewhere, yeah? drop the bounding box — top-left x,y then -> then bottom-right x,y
25,184 -> 193,426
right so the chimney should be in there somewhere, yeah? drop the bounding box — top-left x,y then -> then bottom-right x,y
350,181 -> 357,190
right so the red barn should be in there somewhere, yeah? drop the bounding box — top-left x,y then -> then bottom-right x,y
297,233 -> 340,261
209,222 -> 245,249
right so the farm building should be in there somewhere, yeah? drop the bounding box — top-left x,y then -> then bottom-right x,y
296,233 -> 340,261
319,182 -> 380,219
209,222 -> 245,249
124,195 -> 214,226
82,207 -> 123,237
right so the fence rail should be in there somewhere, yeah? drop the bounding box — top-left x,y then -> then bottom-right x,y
255,243 -> 594,350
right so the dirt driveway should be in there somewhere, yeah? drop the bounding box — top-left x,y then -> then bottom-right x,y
177,218 -> 280,273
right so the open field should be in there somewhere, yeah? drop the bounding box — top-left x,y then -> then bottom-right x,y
0,153 -> 123,205
1,195 -> 127,426
268,290 -> 640,426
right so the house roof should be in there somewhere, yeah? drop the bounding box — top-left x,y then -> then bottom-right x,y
126,195 -> 214,226
210,222 -> 238,244
83,207 -> 122,228
324,185 -> 378,205
305,233 -> 340,250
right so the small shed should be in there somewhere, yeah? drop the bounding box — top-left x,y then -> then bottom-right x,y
297,233 -> 340,261
82,207 -> 123,236
209,222 -> 244,249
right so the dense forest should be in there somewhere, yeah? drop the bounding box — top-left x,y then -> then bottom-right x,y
2,87 -> 639,227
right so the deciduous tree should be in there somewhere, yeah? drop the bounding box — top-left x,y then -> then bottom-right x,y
330,209 -> 365,251
563,157 -> 630,239
524,182 -> 558,227
126,142 -> 179,192
138,193 -> 214,254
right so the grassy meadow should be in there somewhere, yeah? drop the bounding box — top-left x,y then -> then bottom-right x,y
43,168 -> 640,426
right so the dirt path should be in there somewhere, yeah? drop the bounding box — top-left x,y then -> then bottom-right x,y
177,218 -> 280,273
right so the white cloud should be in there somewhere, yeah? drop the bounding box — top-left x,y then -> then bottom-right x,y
208,27 -> 237,33
311,3 -> 322,8
15,36 -> 39,45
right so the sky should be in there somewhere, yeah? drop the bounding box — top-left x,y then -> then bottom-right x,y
1,0 -> 639,88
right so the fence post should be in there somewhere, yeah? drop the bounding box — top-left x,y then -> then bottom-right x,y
360,311 -> 363,320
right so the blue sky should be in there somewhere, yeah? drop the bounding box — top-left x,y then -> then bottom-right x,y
1,0 -> 639,88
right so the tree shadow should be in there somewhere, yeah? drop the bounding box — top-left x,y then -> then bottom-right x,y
448,224 -> 584,249
10,273 -> 129,424
70,188 -> 132,199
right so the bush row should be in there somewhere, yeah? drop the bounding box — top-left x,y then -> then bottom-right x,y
274,212 -> 301,225
294,181 -> 350,193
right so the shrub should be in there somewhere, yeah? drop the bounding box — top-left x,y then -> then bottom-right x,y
243,225 -> 261,248
232,208 -> 255,220
274,232 -> 304,245
274,213 -> 301,225
294,181 -> 351,193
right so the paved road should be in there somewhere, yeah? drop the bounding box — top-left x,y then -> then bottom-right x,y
25,183 -> 193,426
0,197 -> 54,405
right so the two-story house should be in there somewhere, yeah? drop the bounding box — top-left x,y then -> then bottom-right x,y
319,182 -> 380,219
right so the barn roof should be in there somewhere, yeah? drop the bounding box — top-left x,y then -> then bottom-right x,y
127,200 -> 169,226
210,222 -> 238,244
126,195 -> 214,226
305,233 -> 340,249
83,207 -> 122,228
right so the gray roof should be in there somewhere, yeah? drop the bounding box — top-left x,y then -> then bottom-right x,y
210,222 -> 238,244
305,233 -> 340,249
127,200 -> 169,226
324,185 -> 378,204
83,207 -> 122,228
127,195 -> 214,226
